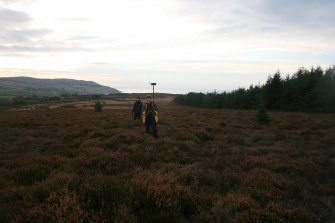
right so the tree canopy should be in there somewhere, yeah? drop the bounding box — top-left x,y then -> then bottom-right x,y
174,66 -> 335,112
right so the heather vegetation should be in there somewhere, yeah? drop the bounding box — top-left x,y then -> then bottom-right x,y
174,66 -> 335,112
0,100 -> 334,222
0,93 -> 173,111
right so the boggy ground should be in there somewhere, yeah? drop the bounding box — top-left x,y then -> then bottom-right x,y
0,101 -> 334,222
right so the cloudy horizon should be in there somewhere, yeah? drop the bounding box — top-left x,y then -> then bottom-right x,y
0,0 -> 334,93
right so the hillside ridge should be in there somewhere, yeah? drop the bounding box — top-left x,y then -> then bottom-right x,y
0,76 -> 120,96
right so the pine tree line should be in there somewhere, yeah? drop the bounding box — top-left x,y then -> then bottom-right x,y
174,66 -> 335,112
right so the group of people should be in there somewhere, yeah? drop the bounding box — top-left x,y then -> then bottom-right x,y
132,95 -> 158,138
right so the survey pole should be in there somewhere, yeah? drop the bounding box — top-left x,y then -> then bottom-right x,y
151,83 -> 156,104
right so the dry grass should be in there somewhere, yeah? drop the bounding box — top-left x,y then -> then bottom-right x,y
0,100 -> 334,222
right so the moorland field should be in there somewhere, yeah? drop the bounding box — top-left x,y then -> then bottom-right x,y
0,97 -> 334,222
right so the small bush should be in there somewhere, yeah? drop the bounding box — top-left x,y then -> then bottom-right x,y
256,103 -> 270,124
94,101 -> 102,112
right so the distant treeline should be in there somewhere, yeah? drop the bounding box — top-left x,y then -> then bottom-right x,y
174,66 -> 335,112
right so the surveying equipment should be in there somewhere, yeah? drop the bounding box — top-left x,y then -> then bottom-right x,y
151,82 -> 156,104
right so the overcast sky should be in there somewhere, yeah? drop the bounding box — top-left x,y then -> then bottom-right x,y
0,0 -> 334,93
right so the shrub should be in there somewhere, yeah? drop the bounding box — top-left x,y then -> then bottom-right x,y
256,102 -> 270,124
94,101 -> 102,112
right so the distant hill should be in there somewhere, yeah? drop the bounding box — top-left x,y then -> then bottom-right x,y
0,76 -> 120,97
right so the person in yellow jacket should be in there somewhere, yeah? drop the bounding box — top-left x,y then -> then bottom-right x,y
143,95 -> 158,138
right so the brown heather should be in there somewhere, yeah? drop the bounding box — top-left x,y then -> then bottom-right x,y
0,98 -> 334,222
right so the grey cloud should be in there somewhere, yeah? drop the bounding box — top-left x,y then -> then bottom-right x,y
0,28 -> 50,42
181,0 -> 335,33
0,0 -> 36,5
69,35 -> 99,41
258,0 -> 335,27
88,62 -> 111,66
208,24 -> 248,36
0,44 -> 90,53
61,17 -> 90,22
0,6 -> 32,25
0,6 -> 56,55
179,0 -> 258,21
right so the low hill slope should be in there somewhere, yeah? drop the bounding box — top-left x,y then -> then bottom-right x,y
0,76 -> 120,96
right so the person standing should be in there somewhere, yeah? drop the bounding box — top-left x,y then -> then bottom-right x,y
143,95 -> 158,138
132,97 -> 143,121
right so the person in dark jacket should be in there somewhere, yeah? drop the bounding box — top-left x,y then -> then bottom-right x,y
143,95 -> 158,138
132,97 -> 143,121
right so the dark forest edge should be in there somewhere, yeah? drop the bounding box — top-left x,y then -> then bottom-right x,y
174,66 -> 335,113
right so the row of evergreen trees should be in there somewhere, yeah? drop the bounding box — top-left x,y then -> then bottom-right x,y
174,66 -> 335,112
